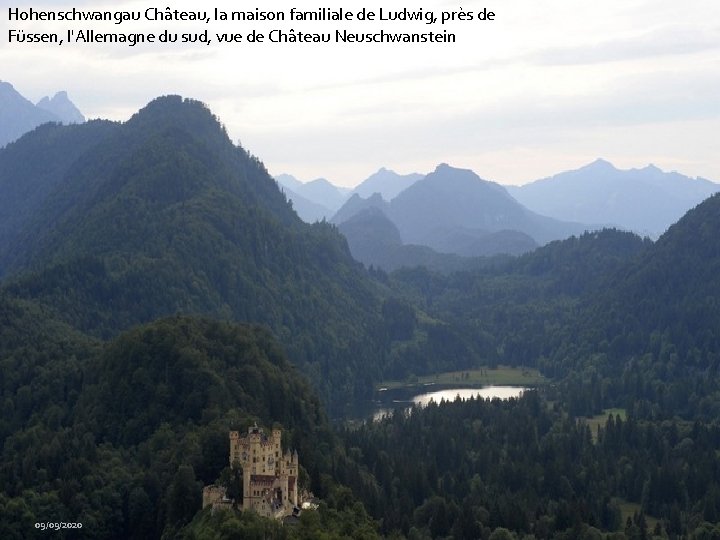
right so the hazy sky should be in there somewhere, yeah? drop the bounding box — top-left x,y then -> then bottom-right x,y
2,0 -> 719,186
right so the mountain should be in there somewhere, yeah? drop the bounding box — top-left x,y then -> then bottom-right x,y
351,167 -> 423,200
0,81 -> 84,147
275,173 -> 336,221
336,207 -> 404,267
275,173 -> 350,219
0,95 -> 388,411
339,206 -> 403,249
389,164 -> 589,247
277,168 -> 422,221
593,192 -> 720,360
274,173 -> 304,191
1,95 -> 301,271
279,184 -> 335,222
0,81 -> 58,147
507,158 -> 720,237
332,191 -> 536,271
301,178 -> 350,208
331,192 -> 390,225
421,227 -> 537,257
337,207 -> 523,273
524,192 -> 720,420
330,165 -> 560,263
36,90 -> 85,124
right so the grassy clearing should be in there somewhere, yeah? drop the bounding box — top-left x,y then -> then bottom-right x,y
378,366 -> 548,390
582,408 -> 627,442
618,500 -> 660,532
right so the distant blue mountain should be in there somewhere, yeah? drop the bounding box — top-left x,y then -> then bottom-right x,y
389,163 -> 588,247
332,163 -> 588,262
36,90 -> 85,124
0,81 -> 84,147
275,174 -> 349,221
336,206 -> 533,272
507,159 -> 720,237
331,192 -> 390,225
351,167 -> 423,200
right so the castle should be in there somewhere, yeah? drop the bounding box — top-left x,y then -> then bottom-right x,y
203,425 -> 300,519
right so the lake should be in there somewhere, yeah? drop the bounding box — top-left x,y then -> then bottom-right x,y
372,385 -> 527,421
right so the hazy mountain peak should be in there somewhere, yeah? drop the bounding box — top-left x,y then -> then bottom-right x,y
331,191 -> 390,224
390,163 -> 586,247
0,80 -> 37,110
0,80 -> 22,98
0,80 -> 65,148
275,173 -> 304,190
430,163 -> 478,176
509,160 -> 719,236
273,173 -> 349,219
428,162 -> 479,181
422,163 -> 498,193
305,177 -> 335,188
36,90 -> 85,124
642,163 -> 662,173
352,167 -> 423,200
583,157 -> 617,172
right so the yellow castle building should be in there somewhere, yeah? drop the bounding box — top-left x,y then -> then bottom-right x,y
203,425 -> 300,518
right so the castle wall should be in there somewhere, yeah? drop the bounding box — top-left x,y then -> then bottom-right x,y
202,485 -> 226,509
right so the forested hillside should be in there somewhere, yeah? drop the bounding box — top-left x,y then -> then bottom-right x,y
0,316 -> 380,539
339,393 -> 720,539
387,229 -> 651,379
0,120 -> 117,265
548,193 -> 720,419
0,96 -> 393,412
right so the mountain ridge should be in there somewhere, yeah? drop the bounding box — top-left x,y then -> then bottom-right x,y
333,163 -> 585,260
274,173 -> 349,220
351,167 -> 424,200
508,158 -> 719,236
0,95 -> 388,411
0,81 -> 85,148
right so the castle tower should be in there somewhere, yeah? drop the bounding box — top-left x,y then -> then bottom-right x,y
229,425 -> 299,518
229,430 -> 241,466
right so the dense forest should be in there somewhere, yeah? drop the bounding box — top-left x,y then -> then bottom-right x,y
0,97 -> 392,415
1,97 -> 720,538
338,394 -> 720,539
0,314 -> 380,539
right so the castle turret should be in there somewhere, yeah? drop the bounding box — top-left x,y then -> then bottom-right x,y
229,431 -> 241,466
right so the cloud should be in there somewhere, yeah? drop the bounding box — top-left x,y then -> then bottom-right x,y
527,26 -> 720,66
3,0 -> 719,186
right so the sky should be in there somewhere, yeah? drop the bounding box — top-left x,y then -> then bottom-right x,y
2,0 -> 719,187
